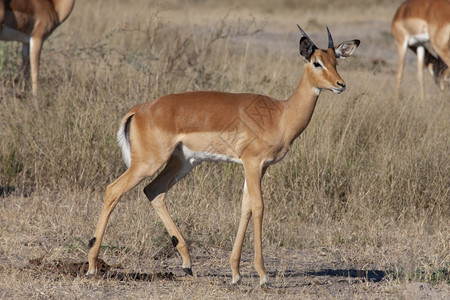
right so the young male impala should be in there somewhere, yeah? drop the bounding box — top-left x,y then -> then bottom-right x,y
391,0 -> 450,101
0,0 -> 75,96
87,25 -> 359,286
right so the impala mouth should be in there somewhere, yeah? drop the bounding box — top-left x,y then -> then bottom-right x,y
332,86 -> 346,94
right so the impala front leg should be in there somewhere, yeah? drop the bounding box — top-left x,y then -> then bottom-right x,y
230,181 -> 252,284
249,185 -> 267,285
243,162 -> 268,286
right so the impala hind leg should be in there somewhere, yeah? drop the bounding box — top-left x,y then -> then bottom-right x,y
87,163 -> 166,276
20,43 -> 30,92
394,38 -> 407,102
29,36 -> 43,96
143,148 -> 195,275
441,68 -> 450,90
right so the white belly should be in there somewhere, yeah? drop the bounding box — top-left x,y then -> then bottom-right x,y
180,144 -> 242,166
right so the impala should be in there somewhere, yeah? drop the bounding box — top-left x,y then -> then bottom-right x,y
391,0 -> 450,101
0,0 -> 75,95
87,25 -> 359,286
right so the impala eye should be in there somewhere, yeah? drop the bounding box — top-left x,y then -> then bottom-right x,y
313,62 -> 322,68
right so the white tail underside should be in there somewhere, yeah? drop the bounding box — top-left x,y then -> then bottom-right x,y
117,122 -> 131,168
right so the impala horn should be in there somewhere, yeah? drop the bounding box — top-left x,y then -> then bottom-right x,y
327,26 -> 334,49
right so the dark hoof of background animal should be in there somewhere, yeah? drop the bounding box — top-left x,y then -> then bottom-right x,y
182,268 -> 193,276
0,185 -> 15,197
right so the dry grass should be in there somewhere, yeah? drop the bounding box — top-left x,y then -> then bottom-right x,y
0,0 -> 449,299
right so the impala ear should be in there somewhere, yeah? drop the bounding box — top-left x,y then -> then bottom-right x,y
334,40 -> 360,59
299,37 -> 316,62
297,24 -> 317,62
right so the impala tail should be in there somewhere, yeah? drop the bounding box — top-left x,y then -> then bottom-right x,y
117,113 -> 134,168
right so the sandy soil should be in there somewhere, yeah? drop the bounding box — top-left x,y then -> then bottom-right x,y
1,242 -> 446,299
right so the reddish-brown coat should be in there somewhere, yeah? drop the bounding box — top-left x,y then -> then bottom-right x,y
0,0 -> 75,95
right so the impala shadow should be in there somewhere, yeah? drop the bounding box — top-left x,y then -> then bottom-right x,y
28,256 -> 391,283
198,268 -> 389,284
272,268 -> 389,283
28,257 -> 176,282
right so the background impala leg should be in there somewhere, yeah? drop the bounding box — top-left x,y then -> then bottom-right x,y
416,45 -> 425,101
394,39 -> 407,102
20,43 -> 30,92
29,36 -> 42,96
429,28 -> 450,91
441,68 -> 450,90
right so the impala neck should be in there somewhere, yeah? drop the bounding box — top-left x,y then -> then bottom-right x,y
283,66 -> 320,144
53,0 -> 76,23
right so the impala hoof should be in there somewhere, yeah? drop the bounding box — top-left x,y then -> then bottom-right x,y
259,275 -> 269,287
232,274 -> 241,285
182,267 -> 193,276
260,281 -> 271,289
85,268 -> 97,277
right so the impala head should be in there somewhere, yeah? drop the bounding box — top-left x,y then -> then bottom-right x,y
297,25 -> 360,94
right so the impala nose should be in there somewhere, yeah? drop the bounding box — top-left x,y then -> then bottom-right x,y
332,81 -> 346,94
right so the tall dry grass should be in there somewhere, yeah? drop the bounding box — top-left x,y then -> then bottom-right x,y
0,0 -> 448,298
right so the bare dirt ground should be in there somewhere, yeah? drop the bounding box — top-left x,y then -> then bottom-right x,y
2,240 -> 448,299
